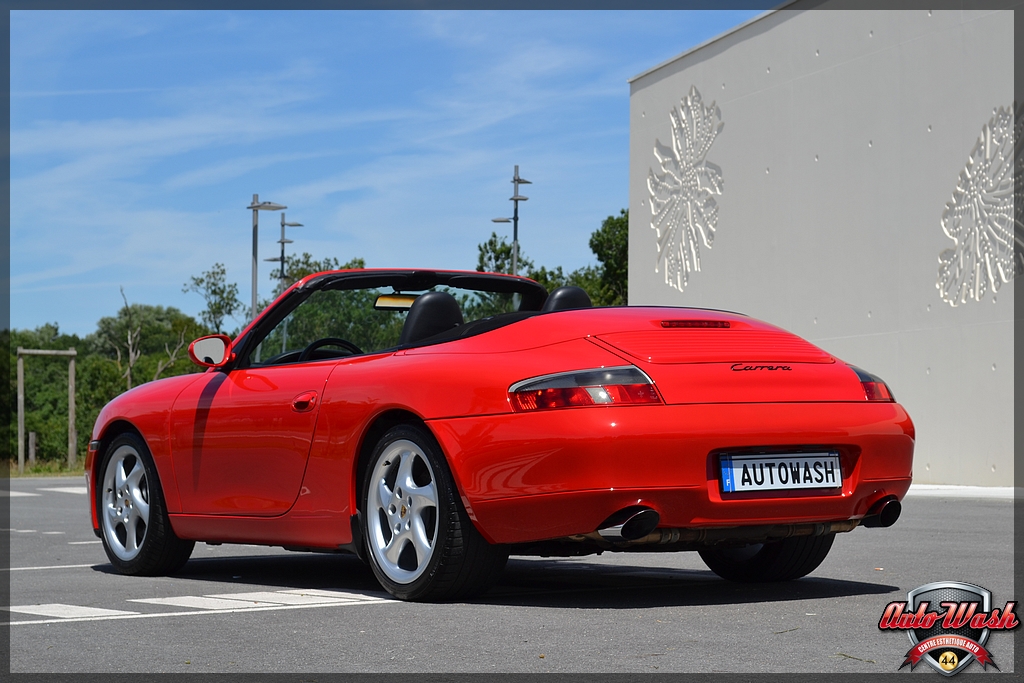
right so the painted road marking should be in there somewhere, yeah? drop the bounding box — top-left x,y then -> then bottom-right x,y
207,590 -> 367,605
279,588 -> 383,601
6,590 -> 394,625
37,486 -> 88,495
8,604 -> 138,619
131,588 -> 384,611
132,596 -> 281,610
0,491 -> 41,497
42,531 -> 66,535
3,563 -> 97,572
68,540 -> 102,545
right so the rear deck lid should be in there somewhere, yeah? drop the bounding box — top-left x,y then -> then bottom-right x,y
593,315 -> 867,403
595,317 -> 834,365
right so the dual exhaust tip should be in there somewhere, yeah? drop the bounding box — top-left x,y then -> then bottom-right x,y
861,497 -> 902,528
597,507 -> 661,541
597,496 -> 901,541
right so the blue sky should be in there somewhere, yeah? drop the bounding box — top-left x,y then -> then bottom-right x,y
10,10 -> 761,337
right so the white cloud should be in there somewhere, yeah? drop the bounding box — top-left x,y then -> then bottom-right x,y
11,10 -> 757,335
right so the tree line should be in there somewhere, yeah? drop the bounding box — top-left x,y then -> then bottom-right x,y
5,210 -> 627,469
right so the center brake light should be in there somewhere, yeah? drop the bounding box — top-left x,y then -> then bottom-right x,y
661,320 -> 730,328
509,365 -> 662,412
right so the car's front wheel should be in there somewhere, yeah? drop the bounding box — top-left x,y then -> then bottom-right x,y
361,424 -> 508,601
698,533 -> 835,582
97,433 -> 194,575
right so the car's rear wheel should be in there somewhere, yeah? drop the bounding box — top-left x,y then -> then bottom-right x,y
97,433 -> 194,575
698,533 -> 835,582
362,424 -> 509,601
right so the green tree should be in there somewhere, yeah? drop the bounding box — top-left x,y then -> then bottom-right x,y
475,215 -> 626,310
468,233 -> 536,317
0,328 -> 9,464
589,209 -> 629,305
254,255 -> 408,360
257,287 -> 405,360
525,264 -> 606,301
183,263 -> 243,334
8,302 -> 206,469
476,232 -> 535,276
272,253 -> 364,296
88,292 -> 205,390
8,324 -> 83,466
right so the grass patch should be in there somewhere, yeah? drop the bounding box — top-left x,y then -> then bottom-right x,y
6,459 -> 87,478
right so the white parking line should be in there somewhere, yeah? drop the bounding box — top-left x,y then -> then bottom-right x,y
8,604 -> 138,619
2,564 -> 97,572
131,588 -> 385,611
131,596 -> 281,610
42,531 -> 66,535
0,491 -> 41,497
68,540 -> 102,545
281,588 -> 384,601
6,590 -> 394,625
37,486 -> 88,495
209,590 -> 369,605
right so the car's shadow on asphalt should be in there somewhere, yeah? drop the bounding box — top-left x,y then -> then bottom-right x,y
93,551 -> 899,609
91,551 -> 386,594
488,557 -> 899,609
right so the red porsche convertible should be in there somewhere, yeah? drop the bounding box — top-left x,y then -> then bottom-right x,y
86,268 -> 914,601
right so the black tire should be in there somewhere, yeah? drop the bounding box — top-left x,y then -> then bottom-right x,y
96,432 -> 194,576
698,533 -> 835,582
361,424 -> 509,601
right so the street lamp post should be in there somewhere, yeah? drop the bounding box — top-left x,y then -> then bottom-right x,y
246,194 -> 287,322
264,212 -> 303,354
264,212 -> 303,290
492,165 -> 531,276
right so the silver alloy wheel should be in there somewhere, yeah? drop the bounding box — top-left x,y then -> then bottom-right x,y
366,439 -> 439,584
100,443 -> 151,561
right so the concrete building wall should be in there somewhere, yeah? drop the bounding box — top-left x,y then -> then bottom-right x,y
628,9 -> 1015,486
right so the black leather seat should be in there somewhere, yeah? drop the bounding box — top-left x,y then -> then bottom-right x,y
399,291 -> 464,345
541,286 -> 592,312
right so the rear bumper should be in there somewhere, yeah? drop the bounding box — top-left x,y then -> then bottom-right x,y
429,402 -> 914,544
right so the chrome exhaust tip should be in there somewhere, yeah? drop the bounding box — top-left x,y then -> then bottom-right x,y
597,507 -> 661,541
861,497 -> 901,528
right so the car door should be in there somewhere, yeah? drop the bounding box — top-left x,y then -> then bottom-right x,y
169,361 -> 336,516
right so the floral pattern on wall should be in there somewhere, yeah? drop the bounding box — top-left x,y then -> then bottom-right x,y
647,86 -> 724,292
937,103 -> 1021,306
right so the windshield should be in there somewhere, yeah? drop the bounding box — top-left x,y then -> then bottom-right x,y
247,283 -> 529,367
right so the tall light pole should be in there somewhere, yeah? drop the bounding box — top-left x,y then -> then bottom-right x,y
264,212 -> 303,292
246,194 -> 286,321
264,213 -> 303,354
492,165 -> 531,276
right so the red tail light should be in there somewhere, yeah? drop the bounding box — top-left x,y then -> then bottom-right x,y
861,381 -> 893,402
849,365 -> 896,402
509,366 -> 662,412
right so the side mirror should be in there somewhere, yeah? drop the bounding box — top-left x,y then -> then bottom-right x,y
188,334 -> 233,368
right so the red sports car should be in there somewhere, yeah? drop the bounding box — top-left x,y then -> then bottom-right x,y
86,268 -> 914,601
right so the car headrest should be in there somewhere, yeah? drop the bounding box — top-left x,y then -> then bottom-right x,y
541,286 -> 593,312
398,291 -> 465,345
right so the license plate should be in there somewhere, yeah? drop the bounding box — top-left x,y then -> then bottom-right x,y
720,452 -> 841,493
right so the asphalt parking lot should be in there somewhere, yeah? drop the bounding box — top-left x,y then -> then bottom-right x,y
5,476 -> 1016,674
